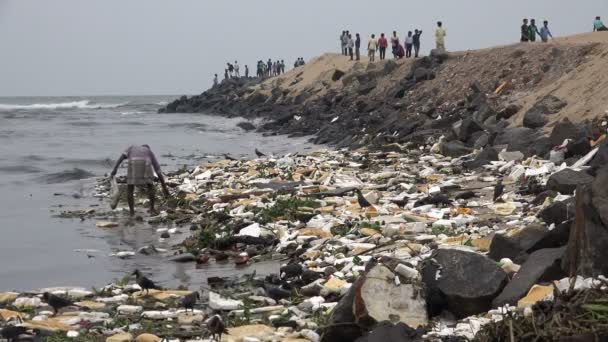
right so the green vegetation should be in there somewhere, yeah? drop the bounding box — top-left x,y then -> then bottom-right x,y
256,197 -> 321,224
431,225 -> 458,237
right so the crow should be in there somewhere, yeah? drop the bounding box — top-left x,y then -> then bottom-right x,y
223,153 -> 237,161
280,263 -> 303,279
493,179 -> 504,202
132,270 -> 161,295
42,292 -> 76,316
354,189 -> 372,208
414,194 -> 453,208
301,270 -> 324,284
390,198 -> 408,208
206,314 -> 229,341
264,285 -> 292,301
455,191 -> 477,200
181,291 -> 200,313
254,148 -> 266,158
1,326 -> 28,342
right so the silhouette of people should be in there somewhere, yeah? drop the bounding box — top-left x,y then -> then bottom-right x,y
413,29 -> 422,57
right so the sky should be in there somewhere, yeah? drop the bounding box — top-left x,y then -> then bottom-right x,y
1,0 -> 607,97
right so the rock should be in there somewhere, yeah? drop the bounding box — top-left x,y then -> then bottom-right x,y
135,333 -> 161,342
489,224 -> 550,264
523,95 -> 567,129
354,322 -> 417,342
497,104 -> 521,119
492,247 -> 566,307
412,68 -> 434,81
0,292 -> 18,304
353,265 -> 427,329
430,49 -> 449,63
168,253 -> 196,263
549,118 -> 581,146
225,324 -> 274,342
565,137 -> 592,158
209,292 -> 243,311
238,222 -> 262,237
14,297 -> 41,308
498,151 -> 524,162
0,309 -> 24,322
453,118 -> 483,142
421,249 -> 508,319
117,305 -> 143,314
494,127 -> 542,156
532,190 -> 559,206
529,220 -> 572,252
523,108 -> 548,129
332,70 -> 346,81
322,279 -> 364,342
537,198 -> 575,225
440,140 -> 473,158
464,147 -> 498,169
237,121 -> 256,131
106,333 -> 133,342
562,168 -> 608,277
546,169 -> 594,195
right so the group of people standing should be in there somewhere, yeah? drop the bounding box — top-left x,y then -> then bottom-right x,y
257,59 -> 286,78
520,19 -> 553,43
340,22 -> 441,62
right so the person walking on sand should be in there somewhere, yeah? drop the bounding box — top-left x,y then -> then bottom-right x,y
347,34 -> 354,60
110,145 -> 170,217
594,16 -> 608,31
391,31 -> 400,59
368,34 -> 378,62
413,29 -> 422,57
528,19 -> 540,42
355,33 -> 361,61
213,74 -> 218,86
405,31 -> 414,58
521,18 -> 530,42
245,65 -> 249,78
540,21 -> 553,42
435,21 -> 446,50
234,61 -> 240,77
378,33 -> 388,60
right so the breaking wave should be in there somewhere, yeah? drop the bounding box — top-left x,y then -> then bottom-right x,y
0,100 -> 127,111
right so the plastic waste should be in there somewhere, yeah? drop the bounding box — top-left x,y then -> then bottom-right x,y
109,176 -> 121,209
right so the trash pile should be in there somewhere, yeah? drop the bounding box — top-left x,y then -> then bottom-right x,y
9,124 -> 608,341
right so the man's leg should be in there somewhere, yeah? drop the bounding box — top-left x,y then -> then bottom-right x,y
356,48 -> 360,60
127,185 -> 135,216
147,183 -> 157,214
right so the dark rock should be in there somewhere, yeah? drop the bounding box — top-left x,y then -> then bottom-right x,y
497,104 -> 521,120
529,220 -> 572,252
494,127 -> 541,156
322,279 -> 364,342
532,190 -> 559,206
383,60 -> 399,73
523,95 -> 567,129
236,121 -> 256,131
537,197 -> 576,225
247,92 -> 268,106
421,249 -> 508,319
430,49 -> 449,63
168,253 -> 196,263
549,118 -> 582,147
529,136 -> 553,159
590,141 -> 608,169
473,103 -> 497,123
463,146 -> 498,169
492,247 -> 567,307
332,69 -> 346,81
413,68 -> 434,81
488,224 -> 549,264
523,109 -> 548,129
546,169 -> 594,195
440,140 -> 473,158
473,133 -> 490,149
354,322 -> 417,342
453,118 -> 483,142
562,167 -> 608,277
160,231 -> 170,239
565,137 -> 591,158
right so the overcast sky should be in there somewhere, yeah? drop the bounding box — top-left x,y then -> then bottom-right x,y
1,0 -> 606,96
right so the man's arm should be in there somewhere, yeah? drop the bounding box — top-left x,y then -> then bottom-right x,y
110,153 -> 126,177
149,152 -> 170,196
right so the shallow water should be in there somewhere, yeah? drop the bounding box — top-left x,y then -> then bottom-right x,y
0,96 -> 315,291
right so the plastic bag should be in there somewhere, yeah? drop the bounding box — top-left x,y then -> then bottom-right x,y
110,176 -> 121,209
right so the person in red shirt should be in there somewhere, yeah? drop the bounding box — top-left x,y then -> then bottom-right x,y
378,33 -> 388,60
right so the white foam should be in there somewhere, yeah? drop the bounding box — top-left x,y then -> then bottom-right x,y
0,100 -> 126,111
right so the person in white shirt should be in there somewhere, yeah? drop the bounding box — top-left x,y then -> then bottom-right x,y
234,61 -> 240,77
368,34 -> 377,62
347,34 -> 355,60
404,31 -> 414,58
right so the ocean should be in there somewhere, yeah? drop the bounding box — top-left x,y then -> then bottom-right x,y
0,96 -> 315,291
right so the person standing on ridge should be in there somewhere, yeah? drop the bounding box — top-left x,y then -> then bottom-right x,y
405,31 -> 414,58
347,34 -> 354,60
110,145 -> 170,217
355,33 -> 361,61
594,16 -> 608,31
340,31 -> 347,55
280,60 -> 285,73
368,34 -> 378,62
540,21 -> 553,42
245,65 -> 249,78
224,69 -> 228,80
521,18 -> 530,42
378,33 -> 388,60
391,31 -> 400,59
213,74 -> 218,86
413,29 -> 422,57
435,21 -> 446,50
234,61 -> 240,77
227,62 -> 234,78
267,59 -> 272,77
528,19 -> 540,42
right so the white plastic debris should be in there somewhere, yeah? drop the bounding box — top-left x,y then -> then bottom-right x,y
237,223 -> 262,238
209,292 -> 243,311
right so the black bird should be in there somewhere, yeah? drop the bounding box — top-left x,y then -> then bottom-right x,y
301,270 -> 324,284
354,189 -> 372,208
389,198 -> 408,208
1,326 -> 28,342
280,263 -> 303,279
181,291 -> 200,313
493,179 -> 504,202
254,148 -> 266,158
132,270 -> 161,295
207,314 -> 229,341
264,285 -> 292,301
414,194 -> 453,208
223,153 -> 237,161
42,292 -> 75,316
455,191 -> 477,200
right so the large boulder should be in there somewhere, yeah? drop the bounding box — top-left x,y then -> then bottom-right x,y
440,140 -> 473,158
494,127 -> 542,156
492,247 -> 567,308
523,109 -> 547,129
546,169 -> 594,195
322,279 -> 363,342
421,249 -> 508,319
537,197 -> 576,225
549,118 -> 582,147
463,146 -> 498,169
529,220 -> 572,252
488,224 -> 549,264
430,49 -> 449,63
523,95 -> 567,129
453,118 -> 483,142
562,167 -> 608,277
353,265 -> 427,329
354,322 -> 418,342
